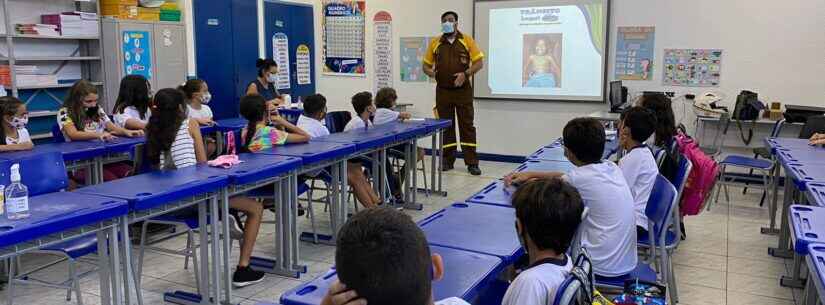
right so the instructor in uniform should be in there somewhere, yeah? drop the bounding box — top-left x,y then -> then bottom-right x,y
423,11 -> 484,176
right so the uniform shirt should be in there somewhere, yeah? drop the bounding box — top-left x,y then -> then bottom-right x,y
618,146 -> 659,230
114,106 -> 151,128
423,31 -> 484,90
297,114 -> 329,138
187,104 -> 213,120
5,127 -> 30,145
434,297 -> 470,305
244,125 -> 288,152
564,161 -> 638,277
501,256 -> 572,305
159,119 -> 197,170
57,107 -> 112,142
344,116 -> 373,132
373,108 -> 400,125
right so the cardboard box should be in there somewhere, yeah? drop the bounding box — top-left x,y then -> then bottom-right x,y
100,0 -> 138,6
101,5 -> 138,19
137,7 -> 160,21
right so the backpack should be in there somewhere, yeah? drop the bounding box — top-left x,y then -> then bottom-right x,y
612,280 -> 667,305
657,138 -> 682,186
675,131 -> 719,216
731,90 -> 765,145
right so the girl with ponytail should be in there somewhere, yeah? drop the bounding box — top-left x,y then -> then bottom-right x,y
239,94 -> 308,153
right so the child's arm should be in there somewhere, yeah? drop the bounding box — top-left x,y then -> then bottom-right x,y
398,111 -> 412,120
106,121 -> 143,138
62,122 -> 114,141
188,119 -> 208,163
195,117 -> 215,126
273,116 -> 310,143
503,171 -> 563,186
123,118 -> 147,130
0,142 -> 33,152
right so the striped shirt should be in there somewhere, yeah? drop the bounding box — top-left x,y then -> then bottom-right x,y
160,119 -> 197,169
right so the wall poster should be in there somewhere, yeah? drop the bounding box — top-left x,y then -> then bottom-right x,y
615,26 -> 655,80
122,30 -> 152,80
373,11 -> 392,91
663,48 -> 723,87
322,0 -> 366,76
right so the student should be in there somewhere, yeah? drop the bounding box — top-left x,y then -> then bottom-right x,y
179,79 -> 217,156
321,208 -> 471,305
238,94 -> 310,152
297,93 -> 383,208
638,93 -> 676,150
617,107 -> 659,238
246,58 -> 284,107
505,118 -> 637,277
373,87 -> 412,125
113,75 -> 153,130
145,88 -> 268,287
59,80 -> 143,142
503,177 -> 584,305
0,96 -> 33,152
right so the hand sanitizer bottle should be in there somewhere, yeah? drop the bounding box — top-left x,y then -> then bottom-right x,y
6,164 -> 29,220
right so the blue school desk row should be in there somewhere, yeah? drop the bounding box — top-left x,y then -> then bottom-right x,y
276,137 -> 621,305
760,137 -> 825,302
0,118 -> 450,305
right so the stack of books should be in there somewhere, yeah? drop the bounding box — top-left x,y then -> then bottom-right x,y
41,12 -> 99,37
13,65 -> 58,88
0,66 -> 11,87
14,24 -> 60,36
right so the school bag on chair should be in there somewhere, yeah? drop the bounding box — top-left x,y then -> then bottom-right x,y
675,131 -> 719,216
731,90 -> 765,145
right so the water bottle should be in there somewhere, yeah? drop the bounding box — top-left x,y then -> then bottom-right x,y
6,164 -> 29,220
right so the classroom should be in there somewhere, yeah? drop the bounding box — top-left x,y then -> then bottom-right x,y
0,0 -> 823,304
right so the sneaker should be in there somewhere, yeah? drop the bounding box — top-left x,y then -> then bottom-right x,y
468,165 -> 482,176
232,266 -> 265,288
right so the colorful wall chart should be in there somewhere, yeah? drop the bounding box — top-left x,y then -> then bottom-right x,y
296,44 -> 312,85
615,26 -> 655,80
122,31 -> 152,80
373,11 -> 392,92
322,0 -> 366,76
272,32 -> 291,90
399,36 -> 431,82
663,49 -> 723,87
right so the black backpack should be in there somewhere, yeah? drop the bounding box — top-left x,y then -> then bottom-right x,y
657,137 -> 682,186
731,90 -> 765,145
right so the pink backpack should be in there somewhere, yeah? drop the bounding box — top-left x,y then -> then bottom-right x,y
675,132 -> 719,216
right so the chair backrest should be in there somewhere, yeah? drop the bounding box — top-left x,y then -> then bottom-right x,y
654,149 -> 665,167
325,111 -> 352,134
673,155 -> 693,197
0,152 -> 69,196
645,174 -> 679,244
770,119 -> 786,138
51,124 -> 65,143
705,113 -> 730,157
553,276 -> 583,305
799,115 -> 825,139
552,248 -> 594,305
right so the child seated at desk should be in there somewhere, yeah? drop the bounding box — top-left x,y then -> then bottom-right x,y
145,88 -> 268,287
505,118 -> 638,277
373,87 -> 412,125
113,75 -> 152,130
0,96 -> 33,152
321,208 -> 471,305
617,107 -> 659,239
239,94 -> 310,151
297,94 -> 384,208
179,79 -> 217,157
59,80 -> 142,185
638,93 -> 677,151
502,177 -> 584,305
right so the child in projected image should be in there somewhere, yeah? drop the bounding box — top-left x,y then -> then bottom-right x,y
524,38 -> 561,88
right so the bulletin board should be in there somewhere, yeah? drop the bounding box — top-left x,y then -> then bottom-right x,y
321,0 -> 366,76
662,48 -> 723,87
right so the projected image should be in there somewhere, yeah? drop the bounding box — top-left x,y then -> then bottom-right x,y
522,33 -> 562,88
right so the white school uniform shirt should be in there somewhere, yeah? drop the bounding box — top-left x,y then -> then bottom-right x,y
5,127 -> 30,145
564,161 -> 638,277
187,104 -> 213,120
618,146 -> 659,230
114,106 -> 151,128
434,297 -> 470,305
343,116 -> 373,132
373,108 -> 400,125
501,256 -> 572,305
297,114 -> 329,138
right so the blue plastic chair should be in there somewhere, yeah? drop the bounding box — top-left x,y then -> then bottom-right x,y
51,123 -> 65,143
553,249 -> 594,305
636,174 -> 680,303
0,152 -> 90,304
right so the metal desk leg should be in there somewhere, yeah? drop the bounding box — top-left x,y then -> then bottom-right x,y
339,161 -> 349,226
252,178 -> 304,277
437,129 -> 446,196
95,158 -> 105,185
108,225 -> 123,305
214,131 -> 224,156
379,150 -> 387,203
802,269 -> 817,305
166,199 -> 218,305
405,139 -> 423,210
209,194 -> 223,304
769,174 -> 795,258
762,162 -> 781,235
119,217 -> 143,305
289,175 -> 303,272
220,190 -> 233,304
781,251 -> 806,288
97,230 -> 113,305
429,133 -> 437,195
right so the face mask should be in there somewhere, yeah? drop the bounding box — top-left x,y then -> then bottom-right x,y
441,21 -> 455,34
8,116 -> 27,129
84,106 -> 99,117
201,92 -> 212,104
267,74 -> 278,83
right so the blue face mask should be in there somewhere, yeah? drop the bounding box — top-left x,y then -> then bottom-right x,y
441,21 -> 455,34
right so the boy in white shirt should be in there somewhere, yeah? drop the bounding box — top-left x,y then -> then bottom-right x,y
373,87 -> 412,125
321,208 -> 471,305
296,94 -> 331,138
506,118 -> 638,277
502,177 -> 584,305
617,107 -> 659,237
344,92 -> 375,132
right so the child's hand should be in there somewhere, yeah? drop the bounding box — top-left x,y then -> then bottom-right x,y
504,172 -> 530,187
320,281 -> 366,305
126,130 -> 144,137
200,118 -> 215,126
99,132 -> 117,142
398,112 -> 412,120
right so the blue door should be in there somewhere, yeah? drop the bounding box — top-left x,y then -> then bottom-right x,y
264,0 -> 316,100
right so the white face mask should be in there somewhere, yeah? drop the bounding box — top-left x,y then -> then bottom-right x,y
441,21 -> 455,34
8,116 -> 27,129
267,73 -> 278,84
201,92 -> 212,104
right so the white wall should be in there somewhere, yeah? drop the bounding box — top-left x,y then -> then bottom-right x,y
184,0 -> 825,156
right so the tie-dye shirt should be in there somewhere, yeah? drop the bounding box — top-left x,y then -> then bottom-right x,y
246,124 -> 288,152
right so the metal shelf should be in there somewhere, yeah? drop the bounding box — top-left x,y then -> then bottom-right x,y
11,56 -> 101,61
17,81 -> 102,90
28,110 -> 59,118
0,34 -> 100,40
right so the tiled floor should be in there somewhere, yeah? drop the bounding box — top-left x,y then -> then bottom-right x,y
0,158 -> 802,305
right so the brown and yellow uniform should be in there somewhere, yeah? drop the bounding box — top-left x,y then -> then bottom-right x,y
424,31 -> 484,166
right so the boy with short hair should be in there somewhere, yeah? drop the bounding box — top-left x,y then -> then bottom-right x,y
505,117 -> 637,277
503,177 -> 584,305
618,106 -> 659,237
296,93 -> 330,138
321,208 -> 469,305
373,87 -> 412,125
345,91 -> 375,132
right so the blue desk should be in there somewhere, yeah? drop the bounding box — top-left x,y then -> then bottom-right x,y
467,180 -> 513,208
512,159 -> 576,174
312,128 -> 397,151
765,137 -> 817,154
0,141 -> 108,184
418,202 -> 523,265
783,205 -> 825,289
103,136 -> 145,155
77,166 -> 231,305
804,244 -> 825,305
527,142 -> 566,161
279,245 -> 503,305
215,118 -> 248,133
0,192 -> 129,305
807,183 -> 825,207
782,163 -> 825,191
777,146 -> 825,164
264,141 -> 356,164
